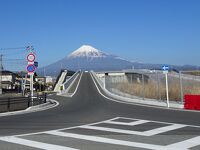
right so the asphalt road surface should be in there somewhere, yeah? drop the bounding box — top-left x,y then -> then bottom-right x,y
0,72 -> 200,150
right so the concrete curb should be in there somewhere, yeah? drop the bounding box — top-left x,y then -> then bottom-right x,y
0,99 -> 59,117
91,72 -> 184,109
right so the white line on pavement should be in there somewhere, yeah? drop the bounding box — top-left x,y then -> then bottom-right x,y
46,130 -> 170,150
166,136 -> 200,149
0,136 -> 78,150
80,125 -> 146,135
104,120 -> 150,126
144,124 -> 187,136
70,72 -> 83,97
80,123 -> 187,136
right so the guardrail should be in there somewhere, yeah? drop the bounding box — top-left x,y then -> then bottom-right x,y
0,94 -> 47,113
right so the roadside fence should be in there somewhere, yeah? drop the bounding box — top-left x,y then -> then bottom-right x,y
0,93 -> 47,113
96,70 -> 200,104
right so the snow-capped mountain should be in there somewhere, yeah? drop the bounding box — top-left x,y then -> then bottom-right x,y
37,45 -> 200,76
68,45 -> 108,58
37,45 -> 134,76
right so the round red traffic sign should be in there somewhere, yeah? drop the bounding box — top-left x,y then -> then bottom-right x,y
26,64 -> 36,73
27,53 -> 36,62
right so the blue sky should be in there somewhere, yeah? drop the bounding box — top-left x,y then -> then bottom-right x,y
0,0 -> 200,69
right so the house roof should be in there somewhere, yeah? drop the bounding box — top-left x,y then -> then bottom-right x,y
2,70 -> 20,77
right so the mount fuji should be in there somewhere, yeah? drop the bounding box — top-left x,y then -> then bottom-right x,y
38,45 -> 135,76
37,45 -> 199,76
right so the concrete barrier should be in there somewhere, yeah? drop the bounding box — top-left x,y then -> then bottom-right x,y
184,95 -> 200,110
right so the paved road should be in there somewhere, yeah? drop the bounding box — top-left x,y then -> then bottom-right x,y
0,72 -> 200,150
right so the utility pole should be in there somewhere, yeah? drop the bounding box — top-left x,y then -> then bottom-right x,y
0,54 -> 2,94
44,67 -> 46,77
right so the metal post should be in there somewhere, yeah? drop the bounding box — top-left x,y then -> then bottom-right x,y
104,75 -> 106,89
30,74 -> 34,106
179,71 -> 184,104
165,72 -> 169,107
0,54 -> 2,94
156,71 -> 160,100
131,74 -> 133,84
7,98 -> 10,111
142,74 -> 145,100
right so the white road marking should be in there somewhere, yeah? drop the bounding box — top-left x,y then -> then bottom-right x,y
0,116 -> 200,150
46,130 -> 172,150
166,136 -> 200,149
61,72 -> 83,97
80,125 -> 146,136
71,72 -> 83,97
0,136 -> 78,150
80,123 -> 186,136
104,120 -> 150,126
144,124 -> 187,136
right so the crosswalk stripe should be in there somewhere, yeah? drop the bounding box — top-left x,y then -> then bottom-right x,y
46,130 -> 173,150
166,136 -> 200,149
0,136 -> 78,150
80,124 -> 186,136
80,125 -> 146,136
144,124 -> 187,136
104,120 -> 150,126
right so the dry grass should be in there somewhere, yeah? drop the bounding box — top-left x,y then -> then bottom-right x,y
183,71 -> 200,76
116,81 -> 200,101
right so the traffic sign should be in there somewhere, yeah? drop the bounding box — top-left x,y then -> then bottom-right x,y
26,64 -> 36,73
34,61 -> 38,68
162,65 -> 169,71
27,53 -> 36,62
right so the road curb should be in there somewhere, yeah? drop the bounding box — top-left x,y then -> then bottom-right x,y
0,99 -> 59,117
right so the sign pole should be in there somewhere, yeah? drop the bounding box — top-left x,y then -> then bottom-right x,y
30,74 -> 34,106
162,65 -> 170,108
26,46 -> 36,106
165,72 -> 169,107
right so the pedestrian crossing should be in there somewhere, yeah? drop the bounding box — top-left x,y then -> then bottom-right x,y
0,117 -> 200,150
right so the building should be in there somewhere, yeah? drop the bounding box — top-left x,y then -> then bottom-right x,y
1,70 -> 21,92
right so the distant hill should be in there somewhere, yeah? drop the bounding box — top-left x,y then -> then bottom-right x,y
37,45 -> 200,76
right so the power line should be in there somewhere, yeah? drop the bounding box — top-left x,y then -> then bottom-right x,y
0,46 -> 27,51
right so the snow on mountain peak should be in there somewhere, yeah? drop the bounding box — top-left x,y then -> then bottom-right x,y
68,45 -> 107,58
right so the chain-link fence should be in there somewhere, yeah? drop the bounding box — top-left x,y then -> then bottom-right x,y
97,70 -> 200,104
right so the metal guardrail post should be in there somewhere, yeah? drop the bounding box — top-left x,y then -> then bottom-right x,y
142,74 -> 145,100
179,71 -> 184,104
7,98 -> 10,111
28,97 -> 30,107
43,93 -> 46,103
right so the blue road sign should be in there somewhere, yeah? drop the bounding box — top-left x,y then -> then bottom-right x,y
34,61 -> 38,68
162,65 -> 169,71
26,64 -> 36,73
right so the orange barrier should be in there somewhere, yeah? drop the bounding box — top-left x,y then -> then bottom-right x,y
184,95 -> 200,110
